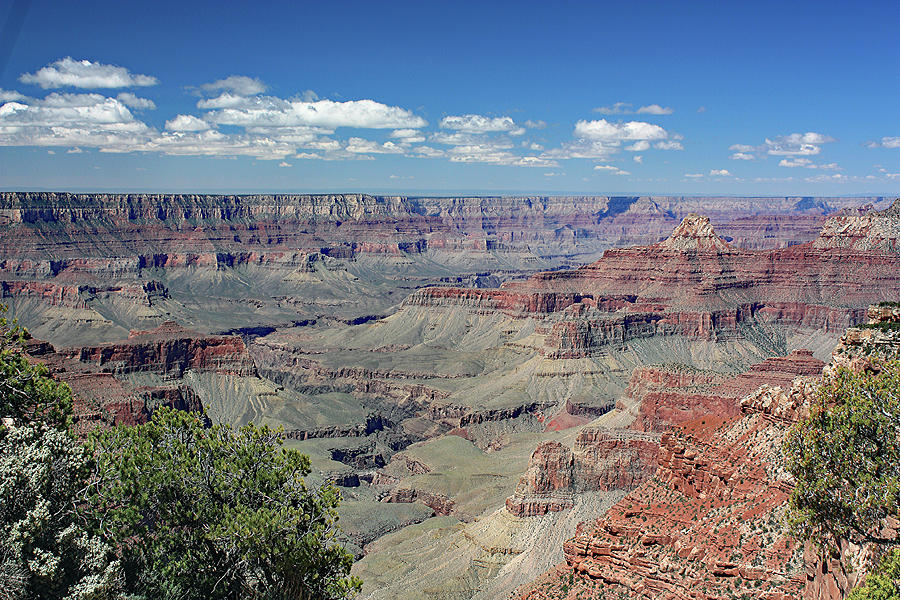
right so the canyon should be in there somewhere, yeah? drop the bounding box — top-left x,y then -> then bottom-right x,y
4,192 -> 899,599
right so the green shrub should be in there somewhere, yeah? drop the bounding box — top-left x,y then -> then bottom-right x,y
0,422 -> 122,599
88,408 -> 361,600
0,306 -> 71,429
848,549 -> 900,600
785,362 -> 900,549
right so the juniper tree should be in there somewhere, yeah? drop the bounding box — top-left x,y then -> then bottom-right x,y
784,361 -> 900,548
87,407 -> 362,600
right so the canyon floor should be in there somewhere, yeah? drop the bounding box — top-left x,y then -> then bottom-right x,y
3,193 -> 899,599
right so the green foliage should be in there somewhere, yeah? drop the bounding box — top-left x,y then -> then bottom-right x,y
0,422 -> 123,600
784,361 -> 900,549
0,307 -> 359,599
0,305 -> 121,599
88,407 -> 362,600
0,304 -> 72,429
848,548 -> 900,600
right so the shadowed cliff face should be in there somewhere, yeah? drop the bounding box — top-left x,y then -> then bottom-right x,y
411,204 -> 900,357
27,321 -> 253,433
0,193 -> 890,348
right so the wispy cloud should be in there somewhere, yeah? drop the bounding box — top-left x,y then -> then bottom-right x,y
116,93 -> 155,110
594,164 -> 630,175
0,89 -> 27,102
729,132 -> 835,160
778,157 -> 840,169
594,102 -> 674,115
439,114 -> 524,135
200,75 -> 267,96
866,136 -> 900,149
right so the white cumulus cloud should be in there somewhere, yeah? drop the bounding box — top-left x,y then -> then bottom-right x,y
765,132 -> 835,156
19,57 -> 158,89
345,138 -> 405,154
626,140 -> 650,152
390,128 -> 426,143
574,119 -> 668,142
116,93 -> 155,110
0,92 -> 152,150
204,96 -> 427,129
446,142 -> 555,166
165,114 -> 211,131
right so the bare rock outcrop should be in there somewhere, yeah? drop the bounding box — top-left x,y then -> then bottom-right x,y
59,321 -> 257,378
519,376 -> 814,600
506,429 -> 660,517
26,322 -> 254,433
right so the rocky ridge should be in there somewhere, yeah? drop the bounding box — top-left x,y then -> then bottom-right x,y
1,193 -> 889,348
410,206 -> 900,363
506,429 -> 660,517
25,321 -> 253,432
518,377 -> 819,599
515,306 -> 900,600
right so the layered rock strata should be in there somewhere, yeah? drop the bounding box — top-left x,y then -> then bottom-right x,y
26,322 -> 254,433
632,350 -> 825,432
519,376 -> 818,600
406,207 -> 900,364
506,429 -> 660,517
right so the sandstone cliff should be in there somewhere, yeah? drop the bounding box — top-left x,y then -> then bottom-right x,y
518,376 -> 818,600
26,322 -> 255,433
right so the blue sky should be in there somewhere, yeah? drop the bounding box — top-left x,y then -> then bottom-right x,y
0,0 -> 898,195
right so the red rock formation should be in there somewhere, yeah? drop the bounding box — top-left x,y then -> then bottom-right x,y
519,380 -> 814,600
632,350 -> 824,432
411,206 -> 900,361
384,488 -> 455,517
515,308 -> 900,600
25,322 -> 253,433
58,321 -> 256,378
506,429 -> 660,518
506,441 -> 577,516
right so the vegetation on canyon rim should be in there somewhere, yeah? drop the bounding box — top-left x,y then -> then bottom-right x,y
786,360 -> 900,598
0,308 -> 360,600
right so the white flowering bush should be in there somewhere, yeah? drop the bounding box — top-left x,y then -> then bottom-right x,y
0,422 -> 123,599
